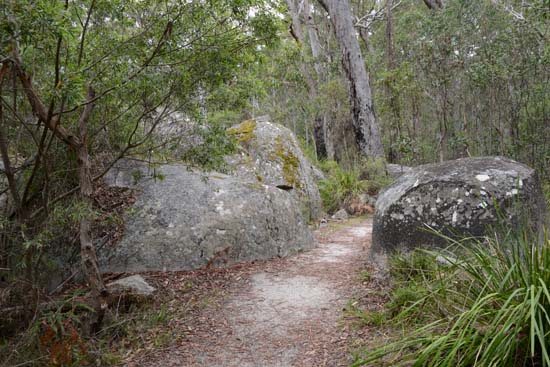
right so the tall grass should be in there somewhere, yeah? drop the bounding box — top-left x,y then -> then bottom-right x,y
355,228 -> 550,367
318,159 -> 391,213
319,165 -> 368,213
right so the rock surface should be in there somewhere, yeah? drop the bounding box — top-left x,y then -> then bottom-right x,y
386,163 -> 413,179
146,110 -> 202,158
100,160 -> 314,273
226,119 -> 322,221
107,275 -> 156,296
372,156 -> 547,257
332,209 -> 349,221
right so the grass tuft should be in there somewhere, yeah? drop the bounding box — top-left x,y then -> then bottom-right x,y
354,228 -> 550,367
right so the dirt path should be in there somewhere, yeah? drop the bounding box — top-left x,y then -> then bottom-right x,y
135,218 -> 372,367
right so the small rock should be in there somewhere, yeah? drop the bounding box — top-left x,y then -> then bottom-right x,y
332,209 -> 349,221
358,193 -> 377,207
107,275 -> 156,296
311,166 -> 326,182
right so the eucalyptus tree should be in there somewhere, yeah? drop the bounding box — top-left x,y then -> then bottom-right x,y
317,0 -> 385,159
0,0 -> 278,327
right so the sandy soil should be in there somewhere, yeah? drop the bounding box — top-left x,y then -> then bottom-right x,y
128,218 -> 373,367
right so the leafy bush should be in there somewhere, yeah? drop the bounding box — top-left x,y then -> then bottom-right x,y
318,159 -> 392,213
358,158 -> 393,195
180,121 -> 237,172
318,163 -> 368,213
355,229 -> 550,367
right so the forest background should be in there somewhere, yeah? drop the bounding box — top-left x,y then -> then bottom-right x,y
0,0 -> 548,365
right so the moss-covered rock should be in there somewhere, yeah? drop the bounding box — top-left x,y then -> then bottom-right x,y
100,160 -> 314,272
226,119 -> 322,221
227,119 -> 257,143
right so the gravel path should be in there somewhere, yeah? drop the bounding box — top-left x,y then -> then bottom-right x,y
136,218 -> 372,367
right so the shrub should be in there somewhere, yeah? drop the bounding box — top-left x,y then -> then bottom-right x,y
318,164 -> 368,213
354,229 -> 550,367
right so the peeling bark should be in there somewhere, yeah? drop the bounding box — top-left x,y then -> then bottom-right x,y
317,0 -> 384,159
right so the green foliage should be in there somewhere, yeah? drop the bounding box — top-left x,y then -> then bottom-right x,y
359,158 -> 393,195
345,300 -> 388,328
0,0 -> 280,300
181,121 -> 238,172
354,229 -> 550,367
318,158 -> 392,213
389,250 -> 439,283
318,163 -> 368,213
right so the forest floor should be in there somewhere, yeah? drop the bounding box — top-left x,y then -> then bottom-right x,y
117,216 -> 385,367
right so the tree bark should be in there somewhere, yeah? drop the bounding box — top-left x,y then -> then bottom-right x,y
285,0 -> 304,43
0,63 -> 22,217
77,87 -> 108,332
13,50 -> 108,330
317,0 -> 384,159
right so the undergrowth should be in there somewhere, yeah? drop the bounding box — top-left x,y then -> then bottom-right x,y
318,159 -> 391,213
0,280 -> 190,367
353,228 -> 550,367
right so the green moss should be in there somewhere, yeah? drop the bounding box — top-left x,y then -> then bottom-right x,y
272,136 -> 301,189
226,119 -> 257,143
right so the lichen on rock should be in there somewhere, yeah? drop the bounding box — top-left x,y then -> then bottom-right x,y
371,156 -> 548,259
227,119 -> 257,143
225,120 -> 322,221
272,136 -> 301,189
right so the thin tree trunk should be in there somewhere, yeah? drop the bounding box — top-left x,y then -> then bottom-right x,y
13,49 -> 108,330
385,0 -> 402,163
77,87 -> 108,332
317,0 -> 384,159
285,0 -> 304,43
0,63 -> 21,217
304,0 -> 323,75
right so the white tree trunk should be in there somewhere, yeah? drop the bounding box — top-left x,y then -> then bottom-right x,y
317,0 -> 385,159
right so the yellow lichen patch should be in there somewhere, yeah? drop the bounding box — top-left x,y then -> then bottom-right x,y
272,136 -> 301,189
227,119 -> 257,143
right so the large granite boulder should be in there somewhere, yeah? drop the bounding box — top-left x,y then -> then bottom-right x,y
372,156 -> 547,257
226,119 -> 322,221
100,160 -> 314,273
145,109 -> 202,158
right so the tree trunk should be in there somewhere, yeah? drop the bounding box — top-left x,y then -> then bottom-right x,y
0,63 -> 22,217
77,87 -> 108,332
317,0 -> 384,159
14,51 -> 108,330
304,0 -> 323,76
385,0 -> 402,163
285,0 -> 304,43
